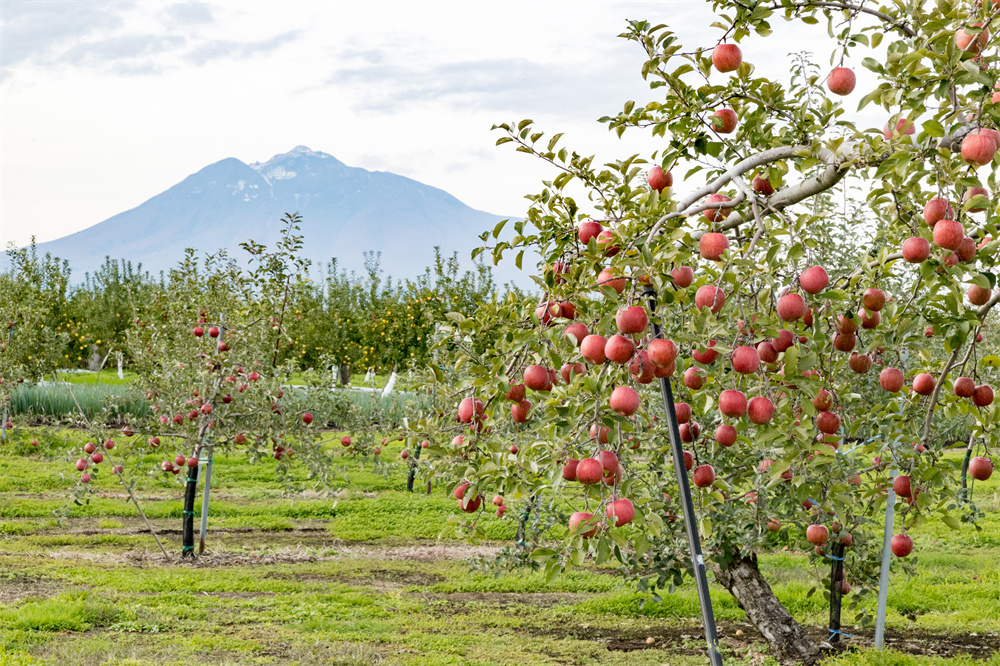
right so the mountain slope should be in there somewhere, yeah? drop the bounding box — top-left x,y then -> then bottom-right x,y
34,147 -> 516,282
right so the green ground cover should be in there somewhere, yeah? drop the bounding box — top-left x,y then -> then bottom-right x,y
0,428 -> 996,665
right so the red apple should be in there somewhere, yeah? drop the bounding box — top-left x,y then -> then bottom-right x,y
578,220 -> 603,245
193,327 -> 204,337
863,288 -> 886,312
963,186 -> 990,212
648,166 -> 673,191
341,436 -> 352,447
693,464 -> 716,487
879,367 -> 904,392
956,236 -> 976,262
610,386 -> 641,416
962,129 -> 997,166
712,108 -> 738,134
891,534 -> 913,557
699,232 -> 730,260
969,285 -> 991,306
597,230 -> 619,256
912,373 -> 935,396
883,118 -> 915,139
564,323 -> 589,346
671,266 -> 694,288
679,422 -> 700,442
772,329 -> 794,353
816,411 -> 840,434
511,400 -> 532,423
752,173 -> 774,195
893,475 -> 912,498
524,364 -> 552,391
715,424 -> 738,447
569,511 -> 599,538
694,285 -> 727,313
969,456 -> 994,481
902,236 -> 931,262
933,219 -> 965,250
605,335 -> 635,364
973,384 -> 994,407
747,396 -> 774,424
683,366 -> 704,390
806,524 -> 829,546
813,389 -> 834,411
923,197 -> 954,226
576,458 -> 604,485
858,307 -> 880,330
562,459 -> 579,481
703,194 -> 733,222
833,333 -> 857,352
719,390 -> 748,418
506,382 -> 526,403
712,43 -> 742,72
597,268 -> 626,294
580,335 -> 609,365
954,377 -> 975,398
777,293 -> 806,322
827,67 -> 856,95
606,498 -> 636,527
956,22 -> 990,54
616,306 -> 648,334
693,339 -> 719,364
731,346 -> 760,374
590,424 -> 610,444
799,266 -> 829,294
209,326 -> 220,338
647,339 -> 677,367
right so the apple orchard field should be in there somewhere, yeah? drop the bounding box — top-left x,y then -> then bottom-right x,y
0,427 -> 996,666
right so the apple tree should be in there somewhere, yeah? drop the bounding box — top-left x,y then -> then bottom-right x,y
404,1 -> 999,663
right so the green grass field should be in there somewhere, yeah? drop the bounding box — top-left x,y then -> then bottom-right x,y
0,429 -> 996,665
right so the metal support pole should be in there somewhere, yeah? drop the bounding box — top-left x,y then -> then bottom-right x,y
874,466 -> 897,649
828,542 -> 846,644
644,287 -> 723,666
198,449 -> 214,554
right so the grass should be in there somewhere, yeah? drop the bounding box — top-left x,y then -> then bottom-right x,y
0,427 -> 996,665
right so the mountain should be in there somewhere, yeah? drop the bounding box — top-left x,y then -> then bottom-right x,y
34,147 -> 520,283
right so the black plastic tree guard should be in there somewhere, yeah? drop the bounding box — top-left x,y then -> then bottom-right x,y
644,286 -> 724,666
407,444 -> 422,492
828,541 -> 846,644
182,462 -> 200,557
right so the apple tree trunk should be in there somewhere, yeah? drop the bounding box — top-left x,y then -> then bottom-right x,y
338,364 -> 351,387
715,552 -> 821,665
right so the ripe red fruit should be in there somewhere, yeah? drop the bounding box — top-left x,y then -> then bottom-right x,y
209,327 -> 220,338
712,108 -> 738,134
174,454 -> 186,467
562,459 -> 579,481
858,307 -> 880,330
81,473 -> 91,484
772,330 -> 794,353
973,384 -> 994,407
597,268 -> 626,294
799,266 -> 829,294
221,394 -> 232,404
580,335 -> 608,364
599,451 -> 619,476
84,442 -> 96,454
954,377 -> 975,398
597,230 -> 619,256
956,236 -> 976,262
616,306 -> 648,334
683,366 -> 704,390
578,220 -> 602,245
458,397 -> 482,423
969,456 -> 994,481
699,232 -> 730,260
752,173 -> 774,195
816,411 -> 840,434
399,450 -> 409,459
863,288 -> 886,312
524,365 -> 552,391
712,43 -> 742,72
557,301 -> 576,320
576,458 -> 604,485
506,382 -> 526,403
747,397 -> 774,424
564,323 -> 589,346
341,436 -> 352,447
647,166 -> 673,191
891,534 -> 913,557
883,118 -> 915,139
605,335 -> 636,364
91,451 -> 104,464
715,424 -> 738,447
694,285 -> 726,313
200,403 -> 212,415
902,236 -> 931,263
560,362 -> 585,384
590,424 -> 610,444
879,367 -> 904,392
719,390 -> 748,418
813,389 -> 833,411
776,293 -> 806,322
193,327 -> 204,337
806,524 -> 829,546
693,464 -> 715,488
703,194 -> 733,222
671,266 -> 694,288
833,333 -> 856,352
511,400 -> 532,423
76,459 -> 88,472
969,285 -> 991,306
610,386 -> 640,416
932,219 -> 965,251
893,475 -> 912,498
679,422 -> 700,442
509,445 -> 519,454
956,22 -> 990,54
647,339 -> 677,367
569,511 -> 598,538
682,451 -> 694,471
674,402 -> 692,424
535,301 -> 560,326
248,372 -> 260,382
923,197 -> 954,226
827,67 -> 856,95
963,186 -> 990,212
731,346 -> 760,374
187,456 -> 198,468
606,498 -> 636,527
912,374 -> 935,396
459,492 -> 482,513
756,341 -> 778,364
962,129 -> 997,166
692,339 -> 719,364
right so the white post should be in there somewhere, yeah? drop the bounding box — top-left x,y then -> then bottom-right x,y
117,352 -> 124,380
198,448 -> 214,554
381,371 -> 397,398
874,464 -> 897,649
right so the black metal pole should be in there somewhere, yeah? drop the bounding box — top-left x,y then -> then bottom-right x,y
644,287 -> 723,666
828,541 -> 846,644
407,444 -> 422,492
960,441 -> 973,501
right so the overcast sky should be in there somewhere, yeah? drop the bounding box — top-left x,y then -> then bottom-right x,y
1,1 -> 875,250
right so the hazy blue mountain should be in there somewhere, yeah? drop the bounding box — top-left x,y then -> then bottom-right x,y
34,146 -> 520,283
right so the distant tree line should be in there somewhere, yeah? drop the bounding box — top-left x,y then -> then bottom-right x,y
1,218 -> 505,384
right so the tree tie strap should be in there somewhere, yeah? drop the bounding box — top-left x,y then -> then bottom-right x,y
828,628 -> 854,638
183,510 -> 196,516
825,554 -> 845,561
182,545 -> 194,553
186,477 -> 198,483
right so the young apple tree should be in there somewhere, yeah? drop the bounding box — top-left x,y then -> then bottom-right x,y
406,2 -> 998,663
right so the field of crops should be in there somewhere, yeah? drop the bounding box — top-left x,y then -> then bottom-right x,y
0,428 -> 997,666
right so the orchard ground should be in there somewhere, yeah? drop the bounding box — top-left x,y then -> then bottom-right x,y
0,430 -> 997,666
